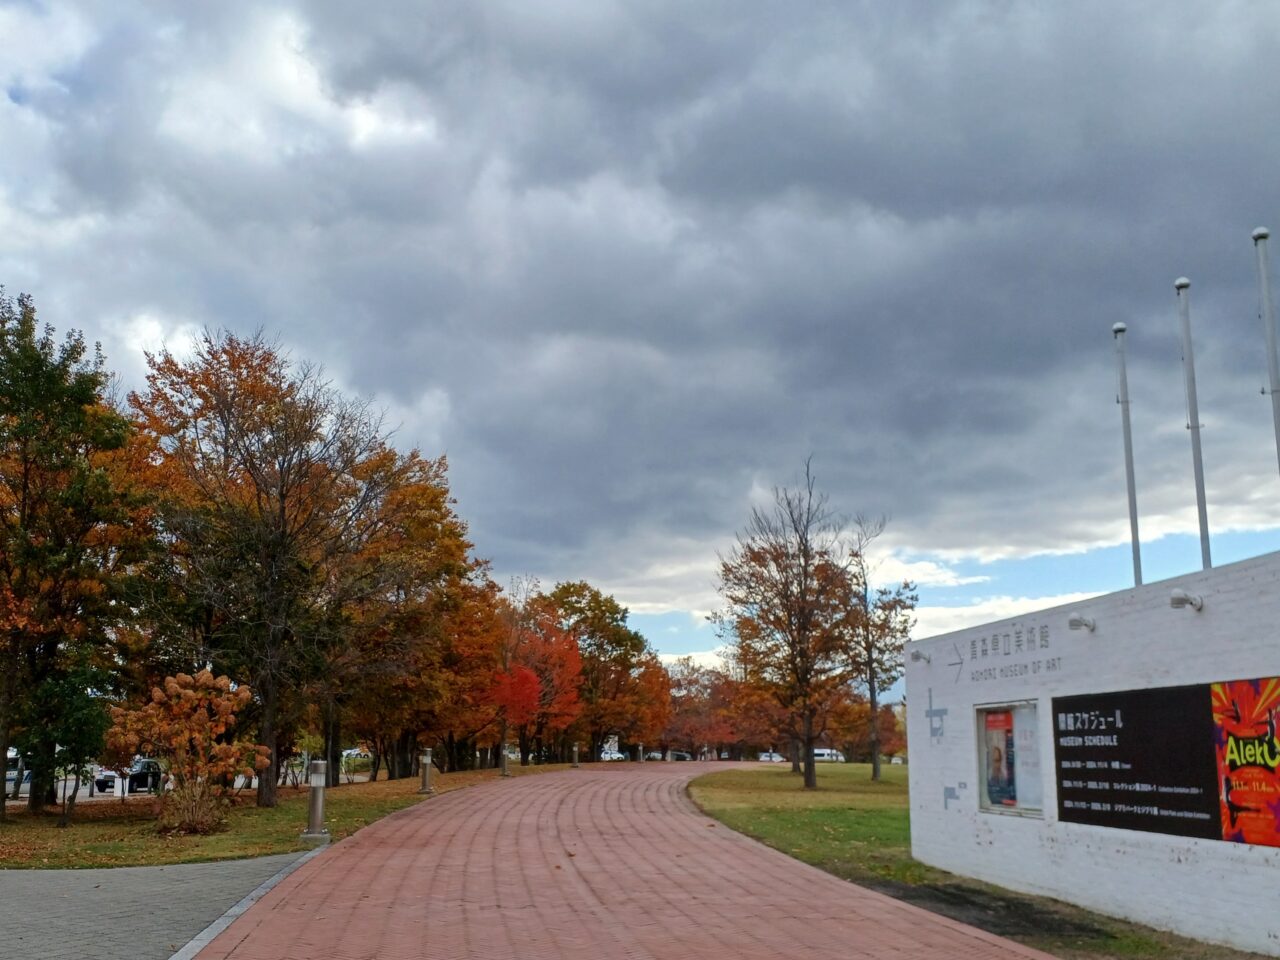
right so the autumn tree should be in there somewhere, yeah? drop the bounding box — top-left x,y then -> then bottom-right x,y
131,330 -> 398,807
664,658 -> 734,758
546,581 -> 667,760
843,516 -> 916,780
495,588 -> 582,766
429,574 -> 507,772
317,452 -> 473,785
829,697 -> 906,762
717,463 -> 854,789
106,670 -> 268,833
0,291 -> 150,819
617,652 -> 671,755
716,668 -> 792,757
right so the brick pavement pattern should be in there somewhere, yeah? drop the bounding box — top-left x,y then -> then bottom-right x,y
197,764 -> 1056,960
0,851 -> 305,960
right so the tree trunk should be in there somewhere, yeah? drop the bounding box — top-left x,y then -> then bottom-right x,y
58,770 -> 80,828
518,729 -> 531,767
868,669 -> 881,781
256,674 -> 279,808
26,729 -> 56,814
0,648 -> 13,821
323,699 -> 342,788
397,731 -> 414,777
789,735 -> 802,775
802,712 -> 817,789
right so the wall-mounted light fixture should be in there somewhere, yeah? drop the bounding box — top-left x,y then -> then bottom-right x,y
909,649 -> 931,664
1169,588 -> 1204,611
1067,615 -> 1096,632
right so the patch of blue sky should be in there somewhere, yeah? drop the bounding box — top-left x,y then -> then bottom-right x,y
637,529 -> 1280,661
631,610 -> 721,659
916,527 -> 1280,610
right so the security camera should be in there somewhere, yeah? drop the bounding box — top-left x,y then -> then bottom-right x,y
1169,589 -> 1203,611
909,649 -> 931,664
1067,615 -> 1095,632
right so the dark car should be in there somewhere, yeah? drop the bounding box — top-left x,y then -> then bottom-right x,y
95,759 -> 164,794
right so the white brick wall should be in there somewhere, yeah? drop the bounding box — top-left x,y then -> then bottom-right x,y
905,551 -> 1280,956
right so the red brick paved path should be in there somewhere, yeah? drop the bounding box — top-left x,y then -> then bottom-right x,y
197,763 -> 1056,960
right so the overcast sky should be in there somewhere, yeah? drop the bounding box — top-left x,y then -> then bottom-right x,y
5,1 -> 1280,660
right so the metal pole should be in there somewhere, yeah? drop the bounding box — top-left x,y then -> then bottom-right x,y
1252,228 -> 1280,477
1113,322 -> 1142,585
638,743 -> 645,763
301,760 -> 329,844
1175,278 -> 1212,569
418,749 -> 434,795
571,743 -> 579,768
499,734 -> 511,778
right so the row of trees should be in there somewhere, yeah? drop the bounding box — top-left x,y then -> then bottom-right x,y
0,293 -> 673,823
0,290 -> 911,827
662,655 -> 905,766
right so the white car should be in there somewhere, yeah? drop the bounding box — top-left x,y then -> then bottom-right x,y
813,748 -> 846,762
758,751 -> 786,762
600,750 -> 627,761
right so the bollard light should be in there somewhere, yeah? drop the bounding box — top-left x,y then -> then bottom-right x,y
418,749 -> 435,795
638,743 -> 645,763
571,743 -> 579,768
301,759 -> 330,844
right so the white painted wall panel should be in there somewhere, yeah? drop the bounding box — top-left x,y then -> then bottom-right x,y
905,551 -> 1280,956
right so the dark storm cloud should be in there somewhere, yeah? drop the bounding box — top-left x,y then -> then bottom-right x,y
5,0 -> 1280,614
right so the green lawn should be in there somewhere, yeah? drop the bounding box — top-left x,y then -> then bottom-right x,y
690,764 -> 1263,960
0,763 -> 565,869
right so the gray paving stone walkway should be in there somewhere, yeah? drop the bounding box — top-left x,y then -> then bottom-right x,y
0,852 -> 306,960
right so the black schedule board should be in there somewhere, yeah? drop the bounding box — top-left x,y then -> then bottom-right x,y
1053,685 -> 1219,839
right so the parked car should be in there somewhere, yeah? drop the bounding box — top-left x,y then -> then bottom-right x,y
813,748 -> 846,762
94,758 -> 164,794
600,750 -> 626,761
890,756 -> 905,765
758,751 -> 786,762
669,750 -> 693,761
4,768 -> 31,795
341,747 -> 370,759
643,751 -> 664,761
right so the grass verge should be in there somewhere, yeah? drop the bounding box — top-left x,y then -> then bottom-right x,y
0,763 -> 565,869
690,764 -> 1265,960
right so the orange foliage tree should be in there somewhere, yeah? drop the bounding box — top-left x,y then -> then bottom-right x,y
106,670 -> 268,833
430,575 -> 507,772
663,657 -> 734,757
828,696 -> 905,762
130,330 -> 399,807
323,452 -> 477,782
715,670 -> 793,757
718,464 -> 856,788
546,581 -> 669,760
496,591 -> 582,765
842,516 -> 916,780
